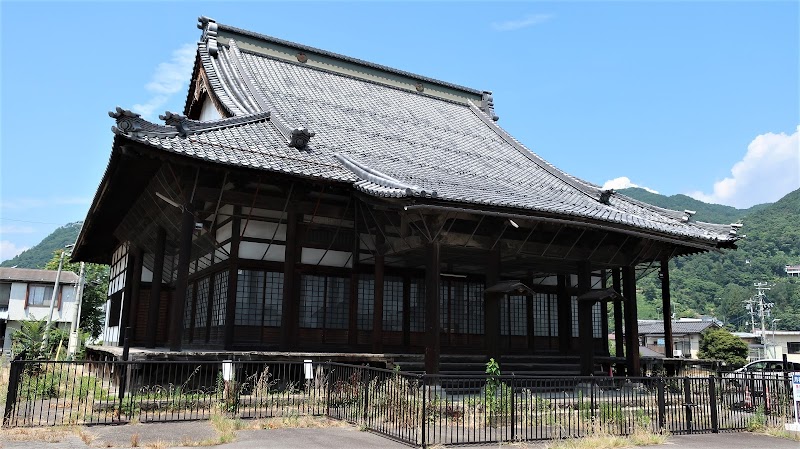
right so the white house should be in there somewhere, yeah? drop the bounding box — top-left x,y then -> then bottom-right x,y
755,329 -> 800,363
638,318 -> 719,359
0,267 -> 80,356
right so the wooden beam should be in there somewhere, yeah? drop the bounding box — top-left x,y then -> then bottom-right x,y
169,204 -> 195,351
622,266 -> 641,376
557,274 -> 572,353
145,227 -> 166,348
224,207 -> 241,350
660,257 -> 674,359
280,210 -> 299,350
612,268 -> 624,362
424,240 -> 441,375
194,187 -> 349,219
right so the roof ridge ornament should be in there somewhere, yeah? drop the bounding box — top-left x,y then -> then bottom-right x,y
480,91 -> 499,121
198,16 -> 219,57
288,127 -> 315,149
599,189 -> 615,205
159,111 -> 190,136
681,209 -> 696,223
109,107 -> 142,134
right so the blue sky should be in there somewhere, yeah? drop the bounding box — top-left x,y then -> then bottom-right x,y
1,1 -> 798,263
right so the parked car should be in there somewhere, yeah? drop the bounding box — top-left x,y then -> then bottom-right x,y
725,359 -> 800,386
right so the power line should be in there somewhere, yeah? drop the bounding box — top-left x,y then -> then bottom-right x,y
0,217 -> 73,226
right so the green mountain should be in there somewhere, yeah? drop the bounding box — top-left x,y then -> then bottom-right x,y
0,222 -> 82,269
629,188 -> 800,330
618,187 -> 770,224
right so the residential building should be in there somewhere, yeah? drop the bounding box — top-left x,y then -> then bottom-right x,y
785,265 -> 800,277
638,318 -> 719,359
0,267 -> 80,356
754,330 -> 800,363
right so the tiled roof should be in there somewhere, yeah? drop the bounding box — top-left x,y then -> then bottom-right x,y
108,21 -> 741,247
637,320 -> 718,335
0,268 -> 80,284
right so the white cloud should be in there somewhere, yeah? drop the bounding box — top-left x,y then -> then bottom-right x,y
689,126 -> 800,208
132,43 -> 196,120
0,240 -> 28,263
0,197 -> 91,209
491,14 -> 554,32
602,176 -> 659,194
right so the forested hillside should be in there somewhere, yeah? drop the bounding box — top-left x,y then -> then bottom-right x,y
622,188 -> 800,331
0,222 -> 82,268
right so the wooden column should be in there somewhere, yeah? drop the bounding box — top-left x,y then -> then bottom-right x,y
146,227 -> 166,348
372,229 -> 385,353
127,246 -> 144,343
557,274 -> 572,353
600,269 -> 609,354
119,248 -> 138,347
526,291 -> 535,352
577,262 -> 594,375
188,280 -> 198,343
280,210 -> 299,350
484,247 -> 501,361
169,204 -> 195,351
612,268 -> 624,360
348,201 -> 359,346
660,257 -> 674,359
223,207 -> 241,350
424,240 -> 441,375
622,266 -> 641,376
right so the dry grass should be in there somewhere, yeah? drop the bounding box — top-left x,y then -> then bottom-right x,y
760,423 -> 800,441
545,425 -> 669,449
130,432 -> 140,447
1,426 -> 76,443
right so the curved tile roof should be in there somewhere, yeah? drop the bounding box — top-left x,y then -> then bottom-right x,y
110,20 -> 740,248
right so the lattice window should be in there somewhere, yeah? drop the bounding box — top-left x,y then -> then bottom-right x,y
593,302 -> 603,338
263,272 -> 283,327
533,293 -> 558,337
326,276 -> 349,330
194,277 -> 209,329
409,278 -> 425,332
300,274 -> 349,330
358,275 -> 374,331
300,275 -> 325,329
235,270 -> 265,326
184,282 -> 195,330
211,271 -> 228,326
468,282 -> 484,334
383,276 -> 403,332
506,295 -> 527,336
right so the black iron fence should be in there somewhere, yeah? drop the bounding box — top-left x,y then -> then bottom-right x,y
3,359 -> 795,447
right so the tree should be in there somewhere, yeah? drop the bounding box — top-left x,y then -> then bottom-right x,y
44,250 -> 109,339
698,327 -> 748,368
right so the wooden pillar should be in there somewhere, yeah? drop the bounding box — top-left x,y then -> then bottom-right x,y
600,269 -> 609,354
424,240 -> 441,374
224,207 -> 241,350
348,201 -> 359,346
280,210 -> 299,350
622,266 -> 641,376
557,274 -> 572,353
577,262 -> 594,375
660,257 -> 674,359
127,246 -> 144,343
612,268 -> 624,360
484,247 -> 501,361
526,291 -> 535,352
119,248 -> 138,347
402,273 -> 411,349
372,229 -> 385,353
188,279 -> 198,343
169,204 -> 195,351
145,227 -> 166,348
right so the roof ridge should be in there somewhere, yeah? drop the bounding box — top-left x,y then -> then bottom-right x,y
109,107 -> 271,138
205,18 -> 484,97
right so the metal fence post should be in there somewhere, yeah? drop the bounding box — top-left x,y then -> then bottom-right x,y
362,368 -> 369,425
683,377 -> 693,434
657,377 -> 666,432
510,376 -> 516,441
421,374 -> 427,448
3,360 -> 23,427
708,375 -> 719,433
325,361 -> 332,418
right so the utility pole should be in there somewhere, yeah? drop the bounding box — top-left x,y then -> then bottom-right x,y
67,262 -> 85,358
42,245 -> 73,352
754,282 -> 773,358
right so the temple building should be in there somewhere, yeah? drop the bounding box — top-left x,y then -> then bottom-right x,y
73,17 -> 740,376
